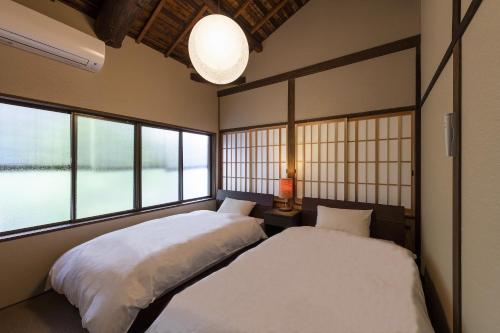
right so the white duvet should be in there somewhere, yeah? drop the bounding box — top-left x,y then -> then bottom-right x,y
49,210 -> 267,333
147,227 -> 434,333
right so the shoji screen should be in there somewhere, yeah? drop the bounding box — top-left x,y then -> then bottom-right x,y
222,126 -> 287,196
347,113 -> 413,212
296,119 -> 346,200
296,112 -> 414,214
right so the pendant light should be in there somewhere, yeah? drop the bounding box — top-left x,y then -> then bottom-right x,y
188,9 -> 249,85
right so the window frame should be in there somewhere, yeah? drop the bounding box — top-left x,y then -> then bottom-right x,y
0,95 -> 214,238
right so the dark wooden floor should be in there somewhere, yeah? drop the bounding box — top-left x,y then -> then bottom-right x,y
0,291 -> 86,333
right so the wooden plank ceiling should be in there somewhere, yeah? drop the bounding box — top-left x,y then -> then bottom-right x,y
60,0 -> 310,67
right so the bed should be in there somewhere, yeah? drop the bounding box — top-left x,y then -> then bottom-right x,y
146,198 -> 434,333
48,190 -> 273,333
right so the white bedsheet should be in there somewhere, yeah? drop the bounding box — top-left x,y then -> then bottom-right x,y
147,227 -> 434,333
49,210 -> 266,333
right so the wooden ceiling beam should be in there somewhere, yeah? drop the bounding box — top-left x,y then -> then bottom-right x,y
234,0 -> 252,18
136,0 -> 164,44
165,5 -> 208,58
201,0 -> 263,52
190,73 -> 246,86
251,0 -> 289,34
95,0 -> 145,48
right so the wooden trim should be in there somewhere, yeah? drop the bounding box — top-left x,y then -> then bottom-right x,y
452,0 -> 462,332
234,0 -> 252,17
218,35 -> 420,97
165,5 -> 207,57
134,124 -> 142,209
136,0 -> 164,43
70,113 -> 77,221
220,122 -> 288,133
178,132 -> 184,200
0,93 -> 214,136
251,0 -> 289,34
217,98 -> 223,190
295,106 -> 415,124
287,79 -> 296,178
0,198 -> 214,242
421,0 -> 483,106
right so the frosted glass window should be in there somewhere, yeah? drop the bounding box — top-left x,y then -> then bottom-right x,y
183,132 -> 209,200
0,104 -> 70,233
77,116 -> 134,219
142,127 -> 179,207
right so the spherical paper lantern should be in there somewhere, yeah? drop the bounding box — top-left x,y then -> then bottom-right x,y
188,14 -> 249,84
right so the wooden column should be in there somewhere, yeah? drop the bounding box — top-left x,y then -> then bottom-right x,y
287,79 -> 295,179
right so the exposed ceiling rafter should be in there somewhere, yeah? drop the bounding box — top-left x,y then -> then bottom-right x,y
136,0 -> 164,44
252,0 -> 289,34
165,5 -> 208,58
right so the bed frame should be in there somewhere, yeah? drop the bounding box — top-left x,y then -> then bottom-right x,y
301,197 -> 410,250
128,190 -> 273,332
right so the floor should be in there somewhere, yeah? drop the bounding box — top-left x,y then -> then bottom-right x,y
0,291 -> 86,333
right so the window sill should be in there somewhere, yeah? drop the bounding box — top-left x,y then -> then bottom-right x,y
0,197 -> 214,242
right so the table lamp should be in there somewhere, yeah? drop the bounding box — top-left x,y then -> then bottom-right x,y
279,178 -> 294,211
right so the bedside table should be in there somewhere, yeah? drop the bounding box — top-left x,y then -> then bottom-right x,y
263,208 -> 301,236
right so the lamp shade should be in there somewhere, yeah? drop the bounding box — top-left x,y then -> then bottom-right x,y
279,178 -> 294,199
188,14 -> 249,84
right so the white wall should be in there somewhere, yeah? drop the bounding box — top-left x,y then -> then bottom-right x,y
245,0 -> 420,82
461,1 -> 500,332
421,60 -> 453,330
0,0 -> 218,308
419,0 -> 455,330
296,49 -> 415,120
220,0 -> 419,130
219,82 -> 287,130
1,0 -> 218,133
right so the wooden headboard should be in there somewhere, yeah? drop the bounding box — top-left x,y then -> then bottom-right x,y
301,198 -> 410,249
216,190 -> 274,219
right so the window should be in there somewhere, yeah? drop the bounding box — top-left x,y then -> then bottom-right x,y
0,99 -> 213,236
76,116 -> 135,219
183,132 -> 210,200
0,103 -> 71,233
296,120 -> 346,200
142,127 -> 179,207
222,126 -> 287,195
296,112 -> 414,214
346,114 -> 413,211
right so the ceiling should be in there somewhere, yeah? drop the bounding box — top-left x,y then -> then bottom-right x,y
60,0 -> 310,68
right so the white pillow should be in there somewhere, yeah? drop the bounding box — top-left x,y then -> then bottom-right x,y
316,205 -> 373,238
217,198 -> 256,216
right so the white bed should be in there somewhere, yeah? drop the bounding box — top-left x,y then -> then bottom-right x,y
147,227 -> 435,333
48,210 -> 267,333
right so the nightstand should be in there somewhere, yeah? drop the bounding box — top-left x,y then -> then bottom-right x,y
263,208 -> 301,236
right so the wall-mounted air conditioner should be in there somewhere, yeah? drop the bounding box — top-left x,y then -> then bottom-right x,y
0,0 -> 105,73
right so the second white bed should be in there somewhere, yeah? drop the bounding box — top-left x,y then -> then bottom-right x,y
147,227 -> 434,333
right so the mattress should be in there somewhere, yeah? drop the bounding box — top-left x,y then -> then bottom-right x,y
49,210 -> 266,333
147,227 -> 434,333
